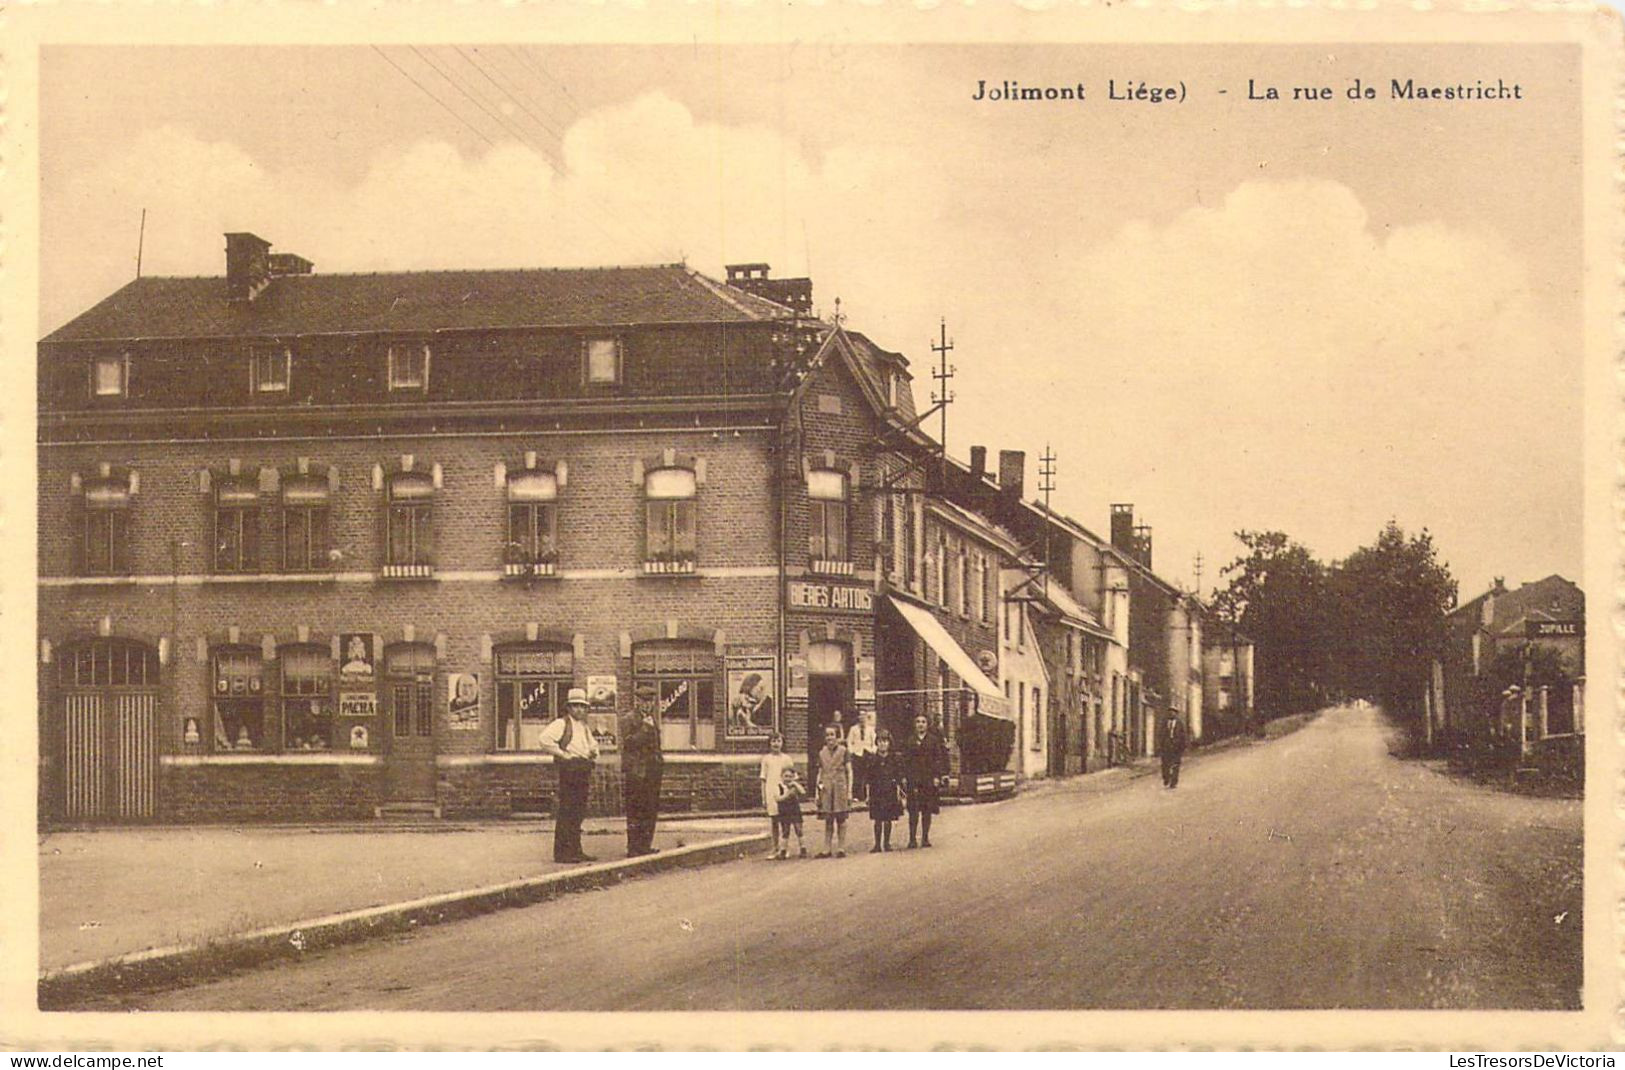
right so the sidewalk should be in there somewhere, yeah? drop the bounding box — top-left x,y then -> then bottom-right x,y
40,815 -> 765,974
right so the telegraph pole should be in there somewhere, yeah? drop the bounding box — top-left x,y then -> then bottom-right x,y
135,208 -> 147,279
930,318 -> 955,457
1038,445 -> 1057,598
1193,551 -> 1204,597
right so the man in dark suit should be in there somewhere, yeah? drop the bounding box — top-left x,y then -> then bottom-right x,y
1159,711 -> 1189,789
621,700 -> 664,856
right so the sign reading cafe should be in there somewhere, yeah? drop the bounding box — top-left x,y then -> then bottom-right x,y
787,581 -> 873,613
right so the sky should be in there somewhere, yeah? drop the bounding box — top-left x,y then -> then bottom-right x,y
39,43 -> 1583,600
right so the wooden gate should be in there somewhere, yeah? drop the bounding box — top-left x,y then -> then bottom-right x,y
60,640 -> 159,822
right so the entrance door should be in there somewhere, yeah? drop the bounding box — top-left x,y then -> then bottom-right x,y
805,642 -> 853,780
384,645 -> 437,803
60,640 -> 159,822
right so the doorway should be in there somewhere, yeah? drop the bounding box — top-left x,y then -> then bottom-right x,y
58,640 -> 160,822
384,644 -> 437,803
805,641 -> 853,780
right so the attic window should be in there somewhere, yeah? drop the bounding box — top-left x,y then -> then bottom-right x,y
252,346 -> 290,394
584,338 -> 622,386
93,354 -> 128,398
887,372 -> 900,408
388,344 -> 430,391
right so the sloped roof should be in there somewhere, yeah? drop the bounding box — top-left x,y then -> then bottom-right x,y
43,264 -> 793,344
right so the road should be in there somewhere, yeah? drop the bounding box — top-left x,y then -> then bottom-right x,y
104,705 -> 1582,1010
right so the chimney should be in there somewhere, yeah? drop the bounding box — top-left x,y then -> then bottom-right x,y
725,262 -> 814,316
1111,504 -> 1136,554
1134,523 -> 1153,569
969,446 -> 988,483
225,233 -> 272,302
998,450 -> 1025,500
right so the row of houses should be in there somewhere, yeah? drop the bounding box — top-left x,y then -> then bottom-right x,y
36,234 -> 1255,825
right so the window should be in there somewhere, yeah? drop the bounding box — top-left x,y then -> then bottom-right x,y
386,472 -> 435,573
92,354 -> 128,398
1023,682 -> 1037,751
883,494 -> 898,579
61,639 -> 158,689
506,470 -> 559,572
584,338 -> 622,386
495,645 -> 574,750
644,466 -> 697,569
213,647 -> 266,751
959,549 -> 971,616
281,646 -> 334,750
385,644 -> 435,738
633,643 -> 716,750
281,476 -> 330,572
213,479 -> 260,574
807,469 -> 849,563
80,477 -> 132,576
252,346 -> 290,393
388,343 -> 429,391
983,557 -> 996,624
903,499 -> 917,588
936,535 -> 950,607
1017,601 -> 1026,646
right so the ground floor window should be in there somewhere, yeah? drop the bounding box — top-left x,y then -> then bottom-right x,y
281,645 -> 334,750
633,643 -> 716,750
213,647 -> 266,751
495,644 -> 574,750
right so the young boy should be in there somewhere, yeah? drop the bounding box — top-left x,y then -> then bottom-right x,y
774,766 -> 808,859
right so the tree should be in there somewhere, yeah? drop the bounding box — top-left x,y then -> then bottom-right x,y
1213,531 -> 1337,716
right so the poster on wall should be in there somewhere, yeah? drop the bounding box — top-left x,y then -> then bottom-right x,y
588,712 -> 619,752
447,672 -> 481,730
339,692 -> 377,718
339,633 -> 376,685
725,648 -> 778,738
587,674 -> 618,710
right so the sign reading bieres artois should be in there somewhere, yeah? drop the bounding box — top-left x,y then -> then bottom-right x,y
786,581 -> 873,613
725,649 -> 778,738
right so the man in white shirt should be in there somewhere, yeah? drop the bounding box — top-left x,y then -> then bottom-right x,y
539,688 -> 601,862
846,708 -> 878,805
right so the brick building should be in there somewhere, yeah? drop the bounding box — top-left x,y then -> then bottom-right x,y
38,234 -> 1034,825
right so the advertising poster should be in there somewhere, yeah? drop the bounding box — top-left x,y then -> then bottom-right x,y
338,633 -> 375,686
447,672 -> 481,731
725,648 -> 777,739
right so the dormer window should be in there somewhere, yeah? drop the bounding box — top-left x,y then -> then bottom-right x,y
388,343 -> 430,392
584,338 -> 622,386
92,354 -> 128,398
252,346 -> 290,394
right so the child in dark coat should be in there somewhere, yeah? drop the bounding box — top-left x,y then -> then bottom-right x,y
867,730 -> 906,852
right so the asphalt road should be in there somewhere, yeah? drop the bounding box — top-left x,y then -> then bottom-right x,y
109,704 -> 1583,1010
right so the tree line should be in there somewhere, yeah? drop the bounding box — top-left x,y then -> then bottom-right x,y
1210,521 -> 1457,722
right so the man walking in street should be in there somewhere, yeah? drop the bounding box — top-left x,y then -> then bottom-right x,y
1159,710 -> 1188,789
621,699 -> 663,857
539,688 -> 601,862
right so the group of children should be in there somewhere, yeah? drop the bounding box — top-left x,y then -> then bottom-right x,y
757,718 -> 928,860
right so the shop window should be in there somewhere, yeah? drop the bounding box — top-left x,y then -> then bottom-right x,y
386,472 -> 435,575
584,338 -> 622,386
213,647 -> 267,751
644,466 -> 697,572
633,642 -> 716,751
807,469 -> 849,566
214,478 -> 261,574
282,475 -> 330,572
281,645 -> 334,750
252,346 -> 290,394
495,644 -> 574,750
385,644 -> 436,738
61,639 -> 158,689
388,343 -> 430,392
506,470 -> 559,575
92,353 -> 128,398
79,476 -> 133,576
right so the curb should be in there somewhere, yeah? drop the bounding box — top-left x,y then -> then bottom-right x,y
39,831 -> 769,1009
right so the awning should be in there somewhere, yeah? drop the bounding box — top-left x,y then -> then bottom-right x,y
886,597 -> 1003,703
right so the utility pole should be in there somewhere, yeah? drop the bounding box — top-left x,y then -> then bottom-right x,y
930,318 -> 955,457
135,208 -> 147,279
1038,444 -> 1057,599
1193,551 -> 1204,597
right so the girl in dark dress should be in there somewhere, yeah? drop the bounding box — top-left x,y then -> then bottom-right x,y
899,713 -> 951,848
867,730 -> 906,852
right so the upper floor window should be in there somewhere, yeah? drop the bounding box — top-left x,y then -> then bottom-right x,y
904,499 -> 917,588
281,475 -> 330,572
506,470 -> 559,572
252,346 -> 290,394
983,557 -> 997,624
213,478 -> 260,574
807,469 -> 849,564
388,343 -> 430,392
958,549 -> 971,617
80,476 -> 133,576
92,353 -> 128,398
644,466 -> 697,570
584,338 -> 622,386
386,472 -> 435,574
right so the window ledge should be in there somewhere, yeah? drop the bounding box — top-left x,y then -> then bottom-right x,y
503,561 -> 558,579
380,564 -> 436,580
809,559 -> 855,577
643,559 -> 698,575
162,753 -> 379,766
203,571 -> 339,585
